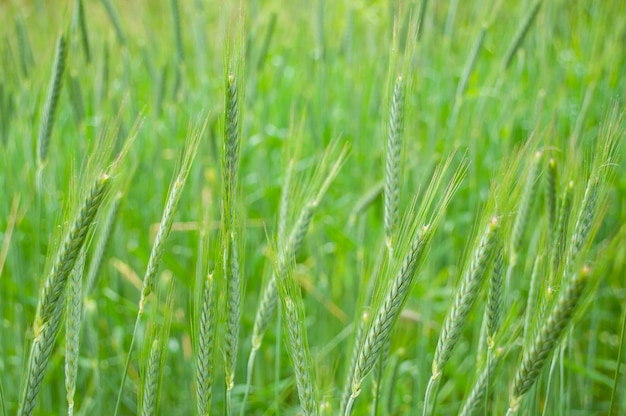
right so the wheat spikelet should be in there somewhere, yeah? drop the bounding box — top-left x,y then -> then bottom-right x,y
384,75 -> 405,255
37,34 -> 67,167
507,266 -> 590,414
19,174 -> 109,416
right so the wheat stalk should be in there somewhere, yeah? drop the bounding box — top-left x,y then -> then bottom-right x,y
19,174 -> 109,416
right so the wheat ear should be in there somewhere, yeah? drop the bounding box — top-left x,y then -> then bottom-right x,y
250,145 -> 347,352
65,251 -> 85,416
502,0 -> 543,70
507,266 -> 590,414
222,73 -> 242,409
171,0 -> 184,63
225,231 -> 241,393
252,204 -> 314,351
339,309 -> 370,413
523,255 -> 543,347
564,176 -> 599,276
384,75 -> 405,255
546,158 -> 557,238
510,151 -> 541,267
346,226 -> 431,414
433,217 -> 500,376
196,273 -> 216,416
99,0 -> 126,45
274,252 -> 319,416
551,180 -> 573,273
37,34 -> 67,167
458,350 -> 501,416
241,160 -> 294,415
73,0 -> 91,63
425,217 -> 499,416
450,25 -> 486,127
140,339 -> 161,416
19,174 -> 109,416
85,192 -> 122,294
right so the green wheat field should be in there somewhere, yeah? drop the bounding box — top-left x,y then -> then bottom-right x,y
1,0 -> 625,415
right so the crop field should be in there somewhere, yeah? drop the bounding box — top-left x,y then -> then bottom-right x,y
0,0 -> 625,415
